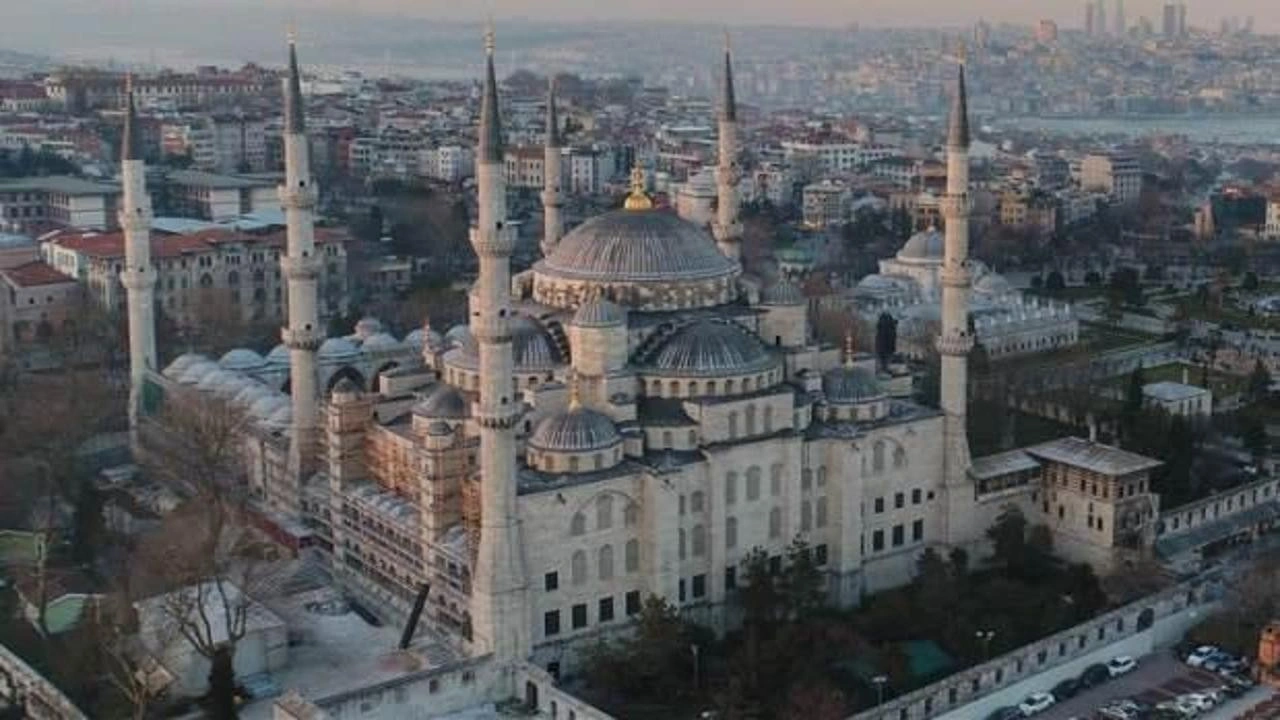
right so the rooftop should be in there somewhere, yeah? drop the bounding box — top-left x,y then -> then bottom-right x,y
1143,381 -> 1209,403
1025,436 -> 1162,477
0,175 -> 119,196
166,169 -> 276,190
969,449 -> 1041,481
1,260 -> 75,288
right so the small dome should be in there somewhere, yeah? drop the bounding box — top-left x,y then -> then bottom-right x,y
443,316 -> 564,371
761,280 -> 805,306
413,384 -> 469,419
196,369 -> 239,392
529,406 -> 622,453
897,228 -> 944,262
331,377 -> 362,402
573,298 -> 626,327
974,272 -> 1012,295
362,333 -> 401,352
642,319 -> 776,378
178,359 -> 220,385
445,325 -> 474,348
249,394 -> 288,418
232,383 -> 272,407
319,338 -> 360,359
822,365 -> 885,404
164,353 -> 205,378
215,374 -> 257,398
219,348 -> 266,371
354,317 -> 383,339
266,344 -> 291,364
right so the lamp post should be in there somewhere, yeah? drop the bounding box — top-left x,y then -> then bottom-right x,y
872,674 -> 888,706
976,630 -> 996,661
691,643 -> 700,691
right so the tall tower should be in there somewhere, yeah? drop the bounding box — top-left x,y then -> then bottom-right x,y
712,33 -> 742,263
120,76 -> 156,440
280,35 -> 325,499
540,79 -> 563,257
939,56 -> 974,539
468,26 -> 530,665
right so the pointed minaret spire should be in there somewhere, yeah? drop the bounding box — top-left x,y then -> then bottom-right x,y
545,77 -> 560,148
721,30 -> 737,123
948,46 -> 970,150
122,74 -> 142,161
285,30 -> 306,134
478,22 -> 503,164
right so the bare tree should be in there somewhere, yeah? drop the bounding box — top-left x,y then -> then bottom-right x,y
139,392 -> 249,498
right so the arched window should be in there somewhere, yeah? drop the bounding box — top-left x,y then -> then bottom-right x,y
817,467 -> 828,487
199,273 -> 213,288
668,380 -> 678,396
596,495 -> 613,530
894,445 -> 908,469
569,456 -> 580,473
801,500 -> 813,531
728,411 -> 738,439
625,539 -> 640,573
570,512 -> 586,536
227,271 -> 240,287
769,507 -> 782,538
688,430 -> 697,446
746,467 -> 761,501
679,529 -> 687,559
690,491 -> 705,513
726,517 -> 738,549
692,525 -> 707,556
816,497 -> 829,528
873,441 -> 886,473
687,381 -> 696,395
745,405 -> 757,435
801,469 -> 812,491
598,545 -> 614,580
624,503 -> 639,527
725,472 -> 738,505
763,405 -> 774,432
662,430 -> 673,447
571,550 -> 587,585
770,464 -> 783,496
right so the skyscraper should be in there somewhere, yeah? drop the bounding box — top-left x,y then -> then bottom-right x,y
1163,3 -> 1179,38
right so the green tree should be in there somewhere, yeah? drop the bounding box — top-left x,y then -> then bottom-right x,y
782,538 -> 825,621
986,506 -> 1029,571
1243,272 -> 1260,291
1030,275 -> 1044,291
70,480 -> 105,567
1045,271 -> 1066,293
1242,414 -> 1269,463
875,313 -> 898,367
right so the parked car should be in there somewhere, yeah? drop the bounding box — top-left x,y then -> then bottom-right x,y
1185,645 -> 1218,667
984,706 -> 1022,720
1179,692 -> 1215,712
1107,655 -> 1138,677
1202,651 -> 1234,672
1018,692 -> 1055,716
1050,676 -> 1081,701
1079,663 -> 1112,687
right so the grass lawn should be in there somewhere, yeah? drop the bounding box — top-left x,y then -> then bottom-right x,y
1080,322 -> 1163,353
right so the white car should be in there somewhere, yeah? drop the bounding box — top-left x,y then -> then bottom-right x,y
1107,656 -> 1138,677
1018,692 -> 1056,716
1180,693 -> 1216,711
1185,645 -> 1218,667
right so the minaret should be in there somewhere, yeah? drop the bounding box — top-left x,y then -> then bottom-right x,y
540,78 -> 563,257
279,34 -> 325,502
712,32 -> 742,262
119,75 -> 156,442
939,54 -> 974,528
468,26 -> 530,666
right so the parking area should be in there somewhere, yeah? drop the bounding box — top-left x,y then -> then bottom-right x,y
1033,652 -> 1237,719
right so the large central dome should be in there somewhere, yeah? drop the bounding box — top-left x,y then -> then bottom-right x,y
532,208 -> 740,312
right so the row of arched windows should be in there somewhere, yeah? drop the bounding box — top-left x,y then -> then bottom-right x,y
644,372 -> 780,400
569,495 -> 639,537
569,539 -> 641,584
726,404 -> 775,440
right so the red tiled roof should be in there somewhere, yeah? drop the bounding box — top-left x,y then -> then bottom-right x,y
46,226 -> 348,261
1,260 -> 75,288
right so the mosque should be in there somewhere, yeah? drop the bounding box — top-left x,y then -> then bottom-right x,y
127,31 -> 1163,706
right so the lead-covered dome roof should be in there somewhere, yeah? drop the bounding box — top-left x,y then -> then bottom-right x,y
539,209 -> 736,283
897,228 -> 944,262
529,406 -> 622,453
823,365 -> 885,404
573,298 -> 626,328
761,279 -> 805,306
412,383 -> 469,419
443,315 -> 564,371
639,319 -> 777,378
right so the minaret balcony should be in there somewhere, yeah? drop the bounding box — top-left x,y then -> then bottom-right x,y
281,255 -> 322,280
119,207 -> 153,231
713,220 -> 743,242
120,268 -> 155,292
940,194 -> 971,216
282,327 -> 325,351
936,331 -> 975,356
279,184 -> 318,210
469,226 -> 516,257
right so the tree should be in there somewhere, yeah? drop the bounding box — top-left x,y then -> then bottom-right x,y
1085,271 -> 1102,287
207,645 -> 238,719
875,313 -> 898,368
781,681 -> 846,720
69,480 -> 105,567
782,538 -> 825,621
986,506 -> 1029,572
1242,414 -> 1269,463
1045,271 -> 1066,293
739,549 -> 781,685
1243,271 -> 1260,291
1030,275 -> 1044,291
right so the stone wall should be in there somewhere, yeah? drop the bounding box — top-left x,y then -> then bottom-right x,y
848,575 -> 1221,720
0,642 -> 88,720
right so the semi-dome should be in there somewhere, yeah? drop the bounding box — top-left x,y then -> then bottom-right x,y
444,316 -> 563,371
539,209 -> 736,283
177,359 -> 220,385
413,383 -> 469,419
897,228 -> 944,262
354,317 -> 383,339
529,406 -> 622,453
164,353 -> 205,379
219,348 -> 266,371
445,325 -> 474,349
319,337 -> 360,359
573,298 -> 626,327
266,344 -> 291,365
642,320 -> 776,378
761,280 -> 805,306
823,365 -> 885,404
362,333 -> 401,352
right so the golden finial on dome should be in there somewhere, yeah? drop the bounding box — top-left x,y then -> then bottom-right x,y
844,329 -> 856,368
623,163 -> 652,211
568,370 -> 582,410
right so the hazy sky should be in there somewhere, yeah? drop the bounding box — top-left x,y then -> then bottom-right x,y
281,0 -> 1277,31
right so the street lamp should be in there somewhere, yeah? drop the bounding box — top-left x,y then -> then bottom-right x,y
690,643 -> 700,691
975,630 -> 996,661
872,674 -> 888,707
